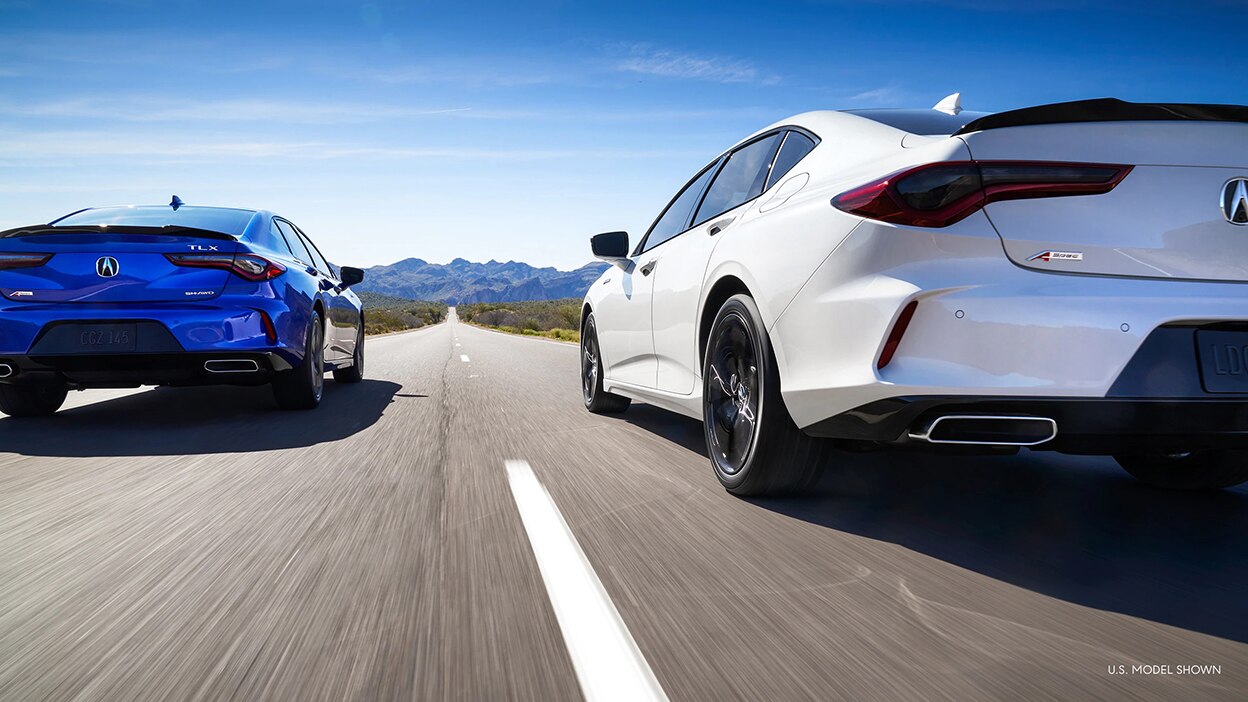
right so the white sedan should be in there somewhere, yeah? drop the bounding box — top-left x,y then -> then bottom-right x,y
580,95 -> 1248,496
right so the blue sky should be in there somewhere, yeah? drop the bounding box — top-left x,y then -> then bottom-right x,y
1,0 -> 1244,269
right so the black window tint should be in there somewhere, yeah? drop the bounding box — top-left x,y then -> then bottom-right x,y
297,229 -> 336,278
641,162 -> 718,252
275,219 -> 313,263
765,132 -> 817,189
53,206 -> 255,235
693,133 -> 782,226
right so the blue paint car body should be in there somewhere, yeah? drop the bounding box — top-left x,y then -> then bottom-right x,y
0,204 -> 364,411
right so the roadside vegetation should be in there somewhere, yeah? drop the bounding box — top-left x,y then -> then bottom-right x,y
358,292 -> 448,335
457,299 -> 581,343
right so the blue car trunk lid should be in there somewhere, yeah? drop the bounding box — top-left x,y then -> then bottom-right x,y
0,231 -> 241,303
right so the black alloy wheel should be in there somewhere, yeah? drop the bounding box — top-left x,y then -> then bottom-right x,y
0,382 -> 69,417
581,312 -> 629,414
702,294 -> 828,496
273,310 -> 325,410
705,306 -> 761,476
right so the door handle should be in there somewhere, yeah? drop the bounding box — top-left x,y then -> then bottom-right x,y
707,215 -> 736,236
640,260 -> 657,276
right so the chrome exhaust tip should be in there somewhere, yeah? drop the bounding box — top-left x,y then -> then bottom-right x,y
909,415 -> 1057,447
204,359 -> 260,373
0,363 -> 12,379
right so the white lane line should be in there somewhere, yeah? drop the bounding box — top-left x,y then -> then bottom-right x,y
504,460 -> 668,702
460,354 -> 470,362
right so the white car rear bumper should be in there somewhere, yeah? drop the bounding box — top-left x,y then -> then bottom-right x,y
771,217 -> 1248,432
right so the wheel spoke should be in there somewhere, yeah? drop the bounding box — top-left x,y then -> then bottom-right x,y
705,311 -> 761,476
709,364 -> 733,397
582,325 -> 600,402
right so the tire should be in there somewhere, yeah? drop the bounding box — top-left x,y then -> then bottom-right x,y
0,383 -> 68,417
581,312 -> 630,414
272,310 -> 325,410
1114,450 -> 1248,491
333,322 -> 364,384
702,294 -> 828,496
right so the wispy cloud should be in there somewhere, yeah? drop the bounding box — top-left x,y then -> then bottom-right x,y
847,87 -> 910,105
0,98 -> 476,124
614,44 -> 780,85
0,30 -> 259,68
315,59 -> 565,88
0,96 -> 779,126
0,132 -> 705,165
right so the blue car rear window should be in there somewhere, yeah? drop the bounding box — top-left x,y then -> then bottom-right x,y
52,206 -> 256,236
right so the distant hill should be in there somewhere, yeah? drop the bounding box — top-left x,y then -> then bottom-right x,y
355,257 -> 609,304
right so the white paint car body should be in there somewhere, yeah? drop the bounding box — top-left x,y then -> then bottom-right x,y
581,97 -> 1248,493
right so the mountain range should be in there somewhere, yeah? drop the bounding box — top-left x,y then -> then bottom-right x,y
355,257 -> 610,304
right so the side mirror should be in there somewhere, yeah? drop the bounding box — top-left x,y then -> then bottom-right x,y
591,231 -> 630,262
340,266 -> 365,288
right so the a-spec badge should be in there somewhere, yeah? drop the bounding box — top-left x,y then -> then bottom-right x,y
1028,250 -> 1084,263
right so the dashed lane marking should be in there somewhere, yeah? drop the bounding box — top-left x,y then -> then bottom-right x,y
504,460 -> 668,702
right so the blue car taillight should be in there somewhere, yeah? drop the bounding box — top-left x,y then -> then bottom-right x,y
165,253 -> 286,282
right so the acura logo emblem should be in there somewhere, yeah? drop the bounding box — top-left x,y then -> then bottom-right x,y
1223,178 -> 1248,225
96,256 -> 119,278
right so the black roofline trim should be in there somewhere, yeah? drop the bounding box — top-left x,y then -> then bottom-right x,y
955,98 -> 1248,135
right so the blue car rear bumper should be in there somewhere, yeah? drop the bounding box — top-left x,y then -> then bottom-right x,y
0,294 -> 306,388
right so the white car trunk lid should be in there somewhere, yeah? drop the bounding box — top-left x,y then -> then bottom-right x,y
960,122 -> 1248,282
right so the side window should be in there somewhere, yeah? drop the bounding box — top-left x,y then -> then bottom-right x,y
268,221 -> 295,256
692,132 -> 782,226
765,131 -> 817,189
640,161 -> 719,253
275,219 -> 313,264
297,229 -> 336,279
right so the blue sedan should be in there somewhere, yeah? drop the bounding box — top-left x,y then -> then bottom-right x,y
0,199 -> 365,415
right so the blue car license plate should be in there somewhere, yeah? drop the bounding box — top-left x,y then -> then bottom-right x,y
73,323 -> 137,353
1197,330 -> 1248,394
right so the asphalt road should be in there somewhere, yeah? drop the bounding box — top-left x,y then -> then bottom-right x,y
2,310 -> 1246,701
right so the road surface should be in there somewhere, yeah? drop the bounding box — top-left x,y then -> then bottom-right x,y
2,311 -> 1246,701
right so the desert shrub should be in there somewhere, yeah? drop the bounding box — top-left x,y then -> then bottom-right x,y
358,292 -> 448,334
458,299 -> 582,343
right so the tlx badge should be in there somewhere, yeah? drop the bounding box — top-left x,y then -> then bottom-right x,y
1028,250 -> 1083,263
